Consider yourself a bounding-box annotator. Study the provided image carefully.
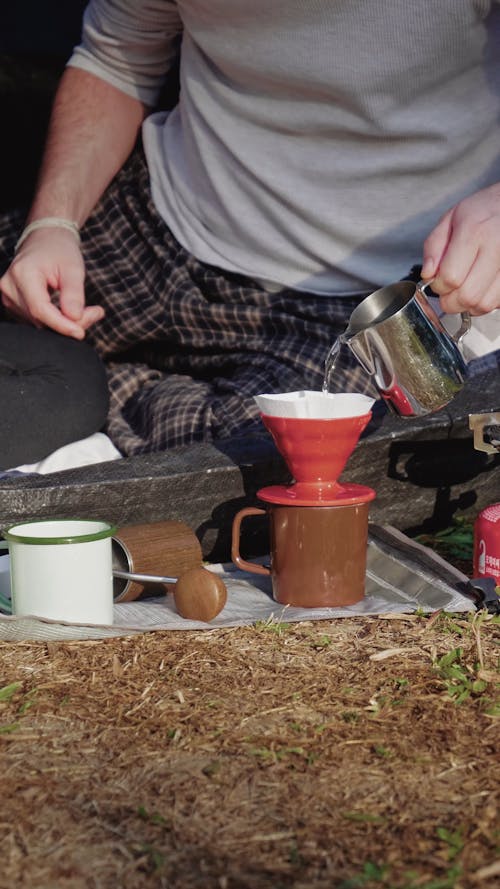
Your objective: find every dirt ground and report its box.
[0,606,498,889]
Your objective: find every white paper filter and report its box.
[254,391,375,419]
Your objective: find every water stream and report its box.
[322,335,345,393]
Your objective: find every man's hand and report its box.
[0,228,104,339]
[0,66,145,340]
[421,183,500,316]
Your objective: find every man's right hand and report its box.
[0,228,105,339]
[0,65,146,339]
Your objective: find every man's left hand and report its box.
[421,182,500,316]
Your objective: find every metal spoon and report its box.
[113,568,178,585]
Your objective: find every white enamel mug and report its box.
[0,519,116,624]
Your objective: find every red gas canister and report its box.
[473,504,500,585]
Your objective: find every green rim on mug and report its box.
[2,518,117,546]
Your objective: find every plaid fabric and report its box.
[57,147,377,454]
[1,147,497,456]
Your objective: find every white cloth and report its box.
[429,298,500,361]
[459,311,500,363]
[11,432,122,475]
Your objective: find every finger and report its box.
[80,305,106,331]
[57,266,86,322]
[8,283,86,337]
[1,291,41,327]
[34,301,86,339]
[432,231,482,300]
[3,266,86,338]
[421,209,453,280]
[439,246,498,313]
[1,281,42,328]
[439,270,500,317]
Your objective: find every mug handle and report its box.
[231,507,271,576]
[418,280,471,345]
[0,540,12,614]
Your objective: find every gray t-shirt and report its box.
[69,0,500,295]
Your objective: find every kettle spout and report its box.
[344,329,377,378]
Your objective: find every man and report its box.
[1,0,499,456]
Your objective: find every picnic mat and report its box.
[0,525,477,642]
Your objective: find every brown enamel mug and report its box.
[112,520,202,602]
[231,503,369,608]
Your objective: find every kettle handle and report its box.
[417,280,471,345]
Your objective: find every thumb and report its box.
[57,267,86,322]
[421,209,452,280]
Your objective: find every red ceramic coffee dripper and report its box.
[258,412,375,506]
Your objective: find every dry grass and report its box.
[0,611,498,889]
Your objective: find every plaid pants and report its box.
[1,147,496,456]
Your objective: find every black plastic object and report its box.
[465,577,500,615]
[0,323,109,468]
